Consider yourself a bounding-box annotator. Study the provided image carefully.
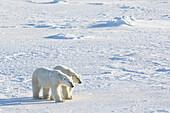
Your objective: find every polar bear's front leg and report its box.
[43,88,49,99]
[51,84,64,102]
[68,87,74,99]
[62,86,74,100]
[62,86,70,100]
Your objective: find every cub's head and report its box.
[58,71,74,88]
[67,69,82,84]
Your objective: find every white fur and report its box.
[53,65,82,100]
[32,67,74,102]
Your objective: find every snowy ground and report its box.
[0,0,170,112]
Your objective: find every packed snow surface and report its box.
[0,0,170,113]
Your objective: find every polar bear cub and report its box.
[32,67,74,102]
[53,65,82,100]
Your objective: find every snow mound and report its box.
[89,16,135,28]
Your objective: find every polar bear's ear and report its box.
[78,74,81,79]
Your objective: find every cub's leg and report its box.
[43,88,50,99]
[68,87,74,99]
[62,86,70,99]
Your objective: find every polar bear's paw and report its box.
[65,96,73,100]
[33,96,42,100]
[50,96,54,100]
[43,96,49,99]
[55,99,65,103]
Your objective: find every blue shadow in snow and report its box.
[121,68,145,74]
[0,97,55,106]
[89,17,132,28]
[106,65,145,75]
[44,34,74,40]
[25,24,57,29]
[101,72,112,74]
[119,6,135,9]
[156,68,170,72]
[87,3,103,6]
[26,0,64,4]
[35,25,52,28]
[109,57,126,61]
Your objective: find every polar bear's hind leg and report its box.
[32,85,41,99]
[32,75,41,99]
[43,88,50,99]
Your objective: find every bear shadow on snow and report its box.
[0,97,55,106]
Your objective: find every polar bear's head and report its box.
[58,71,74,88]
[66,69,82,84]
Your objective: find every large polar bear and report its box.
[32,67,74,102]
[52,65,82,100]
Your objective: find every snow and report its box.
[0,0,170,112]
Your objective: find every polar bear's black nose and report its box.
[70,82,74,88]
[71,84,74,88]
[79,81,82,84]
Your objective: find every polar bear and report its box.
[32,67,74,102]
[52,65,82,100]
